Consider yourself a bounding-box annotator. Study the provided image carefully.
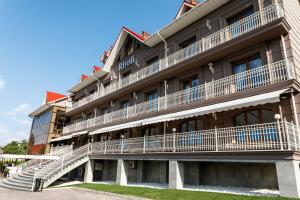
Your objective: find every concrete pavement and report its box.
[0,186,147,200]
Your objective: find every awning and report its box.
[50,135,72,142]
[89,120,143,135]
[142,89,288,125]
[72,130,88,137]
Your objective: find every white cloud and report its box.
[5,103,32,117]
[0,75,6,91]
[16,119,31,126]
[0,128,28,146]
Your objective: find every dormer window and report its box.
[125,38,134,56]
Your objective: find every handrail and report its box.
[66,4,284,113]
[63,59,295,134]
[90,121,300,154]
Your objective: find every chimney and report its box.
[142,31,151,39]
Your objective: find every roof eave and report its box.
[144,0,231,47]
[68,69,108,93]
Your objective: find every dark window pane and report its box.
[233,63,247,74]
[235,113,245,126]
[249,57,262,70]
[262,109,275,123]
[247,110,259,125]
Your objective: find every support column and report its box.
[276,161,300,198]
[116,159,128,186]
[169,160,184,189]
[84,159,94,183]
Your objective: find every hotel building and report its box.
[2,0,300,198]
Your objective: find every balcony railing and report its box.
[63,59,295,134]
[66,4,284,112]
[90,122,300,154]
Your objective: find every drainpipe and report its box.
[157,31,168,68]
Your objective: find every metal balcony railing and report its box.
[90,121,300,154]
[66,4,284,112]
[63,59,295,134]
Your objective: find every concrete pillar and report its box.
[84,159,94,183]
[276,161,300,198]
[116,159,128,186]
[169,160,184,189]
[137,160,143,183]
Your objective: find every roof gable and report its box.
[46,91,66,103]
[102,27,147,72]
[176,0,199,19]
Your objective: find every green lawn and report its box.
[75,183,295,200]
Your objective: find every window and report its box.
[180,119,204,146]
[101,107,109,115]
[234,109,274,126]
[232,55,263,91]
[143,125,159,136]
[182,76,200,103]
[234,109,276,142]
[227,7,255,38]
[146,90,158,111]
[179,36,197,59]
[120,100,130,109]
[179,36,197,49]
[146,56,159,75]
[125,38,134,56]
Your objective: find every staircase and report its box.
[0,144,90,191]
[36,144,89,188]
[0,160,48,191]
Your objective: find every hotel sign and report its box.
[118,55,135,71]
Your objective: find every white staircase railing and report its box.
[66,4,284,113]
[33,144,89,189]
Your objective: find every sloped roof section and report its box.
[46,91,66,103]
[102,27,146,72]
[92,66,101,74]
[175,0,199,19]
[80,74,89,82]
[144,0,230,47]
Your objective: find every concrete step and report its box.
[13,175,33,182]
[1,179,32,190]
[8,177,33,184]
[0,181,32,192]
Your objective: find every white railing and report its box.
[66,4,284,112]
[90,122,300,154]
[49,145,73,155]
[35,144,89,181]
[63,59,295,134]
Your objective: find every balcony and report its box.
[63,59,295,134]
[66,4,285,113]
[89,122,300,155]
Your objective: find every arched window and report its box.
[234,109,275,126]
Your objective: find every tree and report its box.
[2,140,28,155]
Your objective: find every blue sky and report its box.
[0,0,189,146]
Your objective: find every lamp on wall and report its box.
[206,19,212,31]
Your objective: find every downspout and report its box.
[157,31,168,68]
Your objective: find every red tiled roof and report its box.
[123,27,145,42]
[80,74,89,82]
[46,91,66,103]
[92,66,101,73]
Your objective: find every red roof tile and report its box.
[46,91,66,103]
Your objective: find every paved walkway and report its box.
[0,187,146,200]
